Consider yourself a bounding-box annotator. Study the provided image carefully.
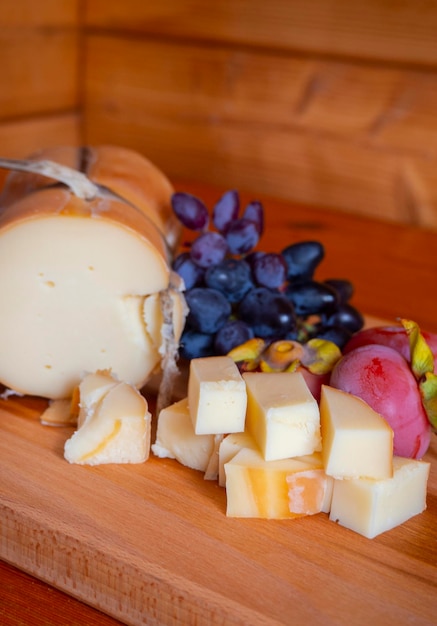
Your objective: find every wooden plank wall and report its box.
[3,1,437,230]
[82,0,437,230]
[0,0,81,187]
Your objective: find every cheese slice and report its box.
[64,371,151,465]
[0,148,185,399]
[188,356,247,435]
[243,371,321,461]
[329,456,430,538]
[320,385,393,479]
[152,397,216,473]
[224,447,324,519]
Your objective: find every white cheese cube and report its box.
[243,371,321,461]
[188,356,247,435]
[224,447,324,519]
[152,397,216,472]
[329,456,430,538]
[320,385,393,479]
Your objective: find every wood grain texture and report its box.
[0,114,81,189]
[0,30,80,120]
[1,190,436,625]
[0,0,79,27]
[83,36,437,229]
[84,0,437,67]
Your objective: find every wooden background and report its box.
[2,0,437,230]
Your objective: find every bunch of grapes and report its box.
[171,190,364,360]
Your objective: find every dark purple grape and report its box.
[243,201,264,235]
[324,303,364,334]
[173,252,204,289]
[180,329,215,359]
[252,253,287,289]
[190,231,228,268]
[184,288,231,334]
[315,325,353,350]
[205,258,254,303]
[214,320,254,355]
[171,192,209,231]
[284,280,339,316]
[225,218,260,255]
[238,287,296,339]
[282,241,324,282]
[212,190,239,233]
[323,279,354,304]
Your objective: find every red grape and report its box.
[330,344,431,459]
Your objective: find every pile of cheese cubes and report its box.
[152,356,430,539]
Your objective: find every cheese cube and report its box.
[243,371,321,461]
[320,385,393,479]
[188,356,247,435]
[218,431,258,487]
[152,397,216,473]
[64,372,150,465]
[329,456,430,538]
[224,447,324,518]
[287,469,334,515]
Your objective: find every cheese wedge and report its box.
[64,371,150,465]
[243,371,321,461]
[152,397,216,473]
[320,385,393,479]
[224,447,324,519]
[188,356,247,435]
[0,146,185,399]
[329,456,430,538]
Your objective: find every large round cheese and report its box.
[0,146,185,399]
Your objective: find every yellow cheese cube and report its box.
[243,371,321,461]
[64,372,150,465]
[218,431,258,487]
[188,356,247,435]
[320,385,393,479]
[329,456,430,538]
[224,447,324,518]
[152,397,216,473]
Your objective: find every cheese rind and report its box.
[64,371,151,465]
[188,356,247,435]
[287,469,334,515]
[329,456,430,538]
[152,397,216,473]
[224,447,324,518]
[243,371,321,461]
[0,147,185,400]
[320,385,393,479]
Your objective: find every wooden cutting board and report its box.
[1,376,436,625]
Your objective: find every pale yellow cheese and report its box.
[40,398,77,426]
[0,191,185,399]
[64,371,150,465]
[320,385,393,479]
[224,447,324,518]
[329,456,430,538]
[188,356,247,435]
[152,397,216,473]
[218,431,258,487]
[243,371,321,461]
